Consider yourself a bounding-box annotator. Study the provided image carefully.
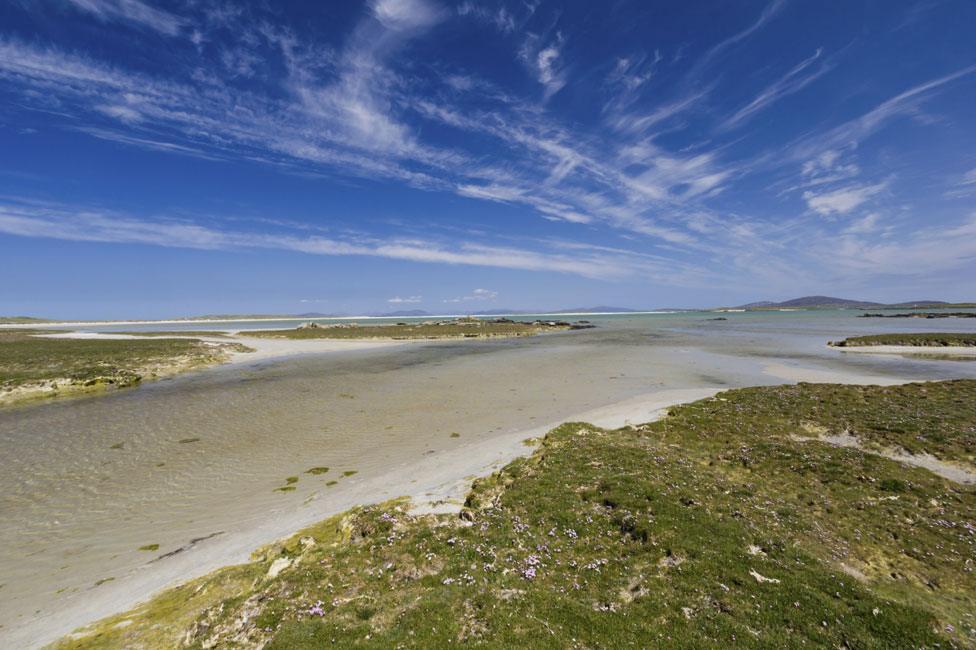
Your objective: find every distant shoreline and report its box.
[0,311,682,328]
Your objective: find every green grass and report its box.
[0,316,51,324]
[244,319,572,340]
[0,329,252,406]
[830,333,976,347]
[54,381,976,649]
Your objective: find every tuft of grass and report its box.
[53,381,976,649]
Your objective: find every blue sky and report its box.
[1,0,975,318]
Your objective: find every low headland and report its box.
[0,329,253,408]
[830,333,976,347]
[52,380,976,649]
[860,312,976,319]
[828,333,976,359]
[245,317,590,340]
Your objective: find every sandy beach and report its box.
[830,344,976,358]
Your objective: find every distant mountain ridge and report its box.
[732,296,957,309]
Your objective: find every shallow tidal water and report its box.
[1,310,975,647]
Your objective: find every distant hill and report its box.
[779,296,883,308]
[731,296,969,310]
[0,316,50,324]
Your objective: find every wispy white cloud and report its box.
[843,212,883,234]
[795,64,976,159]
[443,288,498,303]
[66,0,185,37]
[0,199,633,280]
[720,48,830,130]
[944,167,976,198]
[4,0,974,301]
[803,181,886,216]
[689,0,788,78]
[520,33,566,98]
[371,0,443,31]
[457,2,516,33]
[825,214,976,277]
[387,295,423,303]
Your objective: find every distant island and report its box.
[725,295,976,311]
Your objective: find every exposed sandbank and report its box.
[830,344,976,358]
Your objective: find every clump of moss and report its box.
[285,476,299,484]
[138,544,159,552]
[449,432,461,438]
[274,486,296,493]
[305,467,330,475]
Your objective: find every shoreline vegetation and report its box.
[830,333,976,348]
[245,317,591,340]
[860,312,976,319]
[0,320,588,408]
[53,380,976,649]
[0,329,253,408]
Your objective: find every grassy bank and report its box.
[245,319,581,340]
[0,330,252,407]
[830,333,976,347]
[114,331,233,338]
[55,380,976,648]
